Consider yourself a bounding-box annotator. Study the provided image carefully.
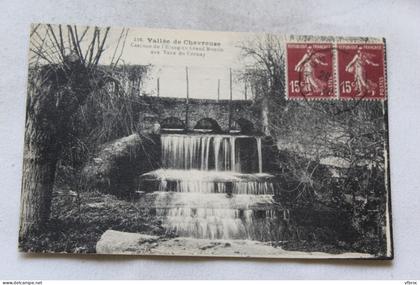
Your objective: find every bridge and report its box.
[137,96,264,134]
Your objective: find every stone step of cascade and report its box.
[139,169,279,195]
[157,180,277,195]
[135,192,283,211]
[154,207,284,220]
[154,207,289,241]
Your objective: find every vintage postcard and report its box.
[19,24,392,259]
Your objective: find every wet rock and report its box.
[81,133,160,197]
[86,202,105,209]
[199,242,221,250]
[96,230,158,254]
[96,230,373,258]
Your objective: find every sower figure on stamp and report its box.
[294,46,328,95]
[345,46,380,97]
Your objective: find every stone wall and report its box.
[137,96,263,133]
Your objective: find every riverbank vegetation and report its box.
[21,27,389,257]
[241,34,389,257]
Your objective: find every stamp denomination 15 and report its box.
[286,43,335,100]
[337,43,386,100]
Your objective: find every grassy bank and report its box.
[19,188,166,253]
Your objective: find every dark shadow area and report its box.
[193,118,223,133]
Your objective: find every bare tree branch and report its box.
[58,25,65,56]
[30,24,40,38]
[93,27,110,66]
[73,25,85,63]
[78,27,89,42]
[87,28,98,65]
[113,29,129,68]
[110,28,125,67]
[67,25,81,57]
[47,24,65,60]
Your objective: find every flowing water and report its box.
[141,133,285,241]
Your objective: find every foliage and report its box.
[55,65,151,187]
[20,24,132,237]
[241,35,389,256]
[19,189,166,253]
[27,24,142,190]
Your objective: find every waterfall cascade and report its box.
[141,133,285,241]
[161,134,256,172]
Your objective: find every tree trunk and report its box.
[19,61,90,239]
[19,120,58,237]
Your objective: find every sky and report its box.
[30,25,260,100]
[103,26,257,100]
[141,65,251,100]
[30,24,384,100]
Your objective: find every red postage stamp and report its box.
[286,43,335,100]
[337,43,386,100]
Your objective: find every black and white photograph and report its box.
[17,24,393,259]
